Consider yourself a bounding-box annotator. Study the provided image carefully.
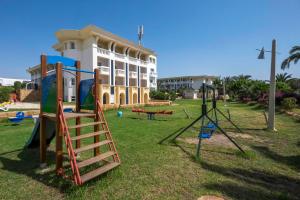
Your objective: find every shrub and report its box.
[281,97,297,110]
[13,81,22,91]
[0,86,14,103]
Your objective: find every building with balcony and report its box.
[158,75,217,99]
[27,25,158,104]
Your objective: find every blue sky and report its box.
[0,0,299,80]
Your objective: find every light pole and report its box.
[257,39,277,131]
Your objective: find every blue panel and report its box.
[126,88,129,104]
[79,79,94,105]
[41,74,56,106]
[138,89,140,103]
[47,55,76,67]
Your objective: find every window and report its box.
[64,43,68,50]
[153,58,156,64]
[70,42,75,49]
[71,78,75,86]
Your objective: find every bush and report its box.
[150,90,177,101]
[0,86,14,103]
[281,97,297,110]
[13,81,22,91]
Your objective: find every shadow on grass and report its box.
[252,145,300,171]
[0,148,74,191]
[200,161,300,200]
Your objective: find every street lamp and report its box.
[257,39,277,131]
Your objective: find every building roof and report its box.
[52,25,156,55]
[158,75,218,81]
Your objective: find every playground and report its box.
[0,99,299,200]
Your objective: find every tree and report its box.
[13,81,22,91]
[281,46,300,69]
[275,73,293,83]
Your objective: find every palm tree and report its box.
[281,46,300,69]
[275,72,293,82]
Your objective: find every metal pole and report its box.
[268,39,276,131]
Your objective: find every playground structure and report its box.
[27,55,120,185]
[8,111,37,123]
[132,108,173,120]
[160,83,245,158]
[0,101,11,112]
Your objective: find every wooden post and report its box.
[94,69,100,156]
[56,62,63,171]
[75,61,81,149]
[40,55,47,167]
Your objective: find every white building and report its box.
[0,77,30,86]
[158,75,217,91]
[27,25,158,104]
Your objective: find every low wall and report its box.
[18,89,39,102]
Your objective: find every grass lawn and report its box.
[0,99,299,200]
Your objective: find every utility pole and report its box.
[257,39,277,131]
[223,77,226,106]
[268,39,276,131]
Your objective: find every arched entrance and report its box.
[133,93,138,104]
[103,93,109,104]
[120,93,125,105]
[144,93,149,104]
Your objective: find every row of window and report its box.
[149,57,156,64]
[64,41,76,50]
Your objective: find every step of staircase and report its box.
[68,121,104,129]
[71,131,108,141]
[77,151,116,168]
[74,140,112,154]
[80,162,120,183]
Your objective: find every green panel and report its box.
[81,88,95,110]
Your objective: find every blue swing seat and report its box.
[198,122,217,139]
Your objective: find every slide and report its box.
[26,118,56,148]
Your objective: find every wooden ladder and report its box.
[58,100,120,185]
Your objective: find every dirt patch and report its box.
[177,134,236,148]
[198,195,225,200]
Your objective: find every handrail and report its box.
[63,67,95,74]
[58,100,82,185]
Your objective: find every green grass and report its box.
[0,100,299,200]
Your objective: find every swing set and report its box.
[160,83,245,158]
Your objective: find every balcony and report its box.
[99,66,110,75]
[140,60,148,66]
[115,52,125,60]
[97,48,110,57]
[140,73,147,80]
[129,71,137,79]
[149,72,157,77]
[115,69,125,77]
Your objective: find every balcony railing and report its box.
[115,52,125,60]
[140,73,147,79]
[149,72,157,77]
[129,71,137,79]
[97,48,110,56]
[140,60,148,66]
[99,66,110,75]
[115,69,125,77]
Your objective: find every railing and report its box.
[129,71,137,79]
[99,66,110,75]
[115,69,125,77]
[149,72,157,77]
[115,52,125,59]
[140,60,148,66]
[140,73,147,79]
[97,48,110,56]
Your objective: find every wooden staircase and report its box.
[58,100,120,185]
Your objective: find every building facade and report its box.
[27,25,158,104]
[158,75,217,91]
[0,77,30,86]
